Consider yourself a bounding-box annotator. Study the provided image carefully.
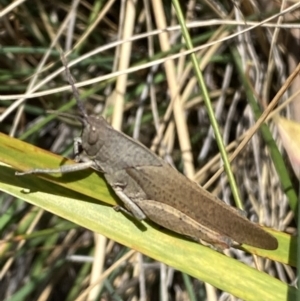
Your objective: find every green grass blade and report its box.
[0,132,295,300]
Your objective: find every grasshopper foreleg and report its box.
[15,161,94,176]
[73,137,82,162]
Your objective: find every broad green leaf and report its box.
[0,133,295,301]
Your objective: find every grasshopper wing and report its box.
[126,165,278,250]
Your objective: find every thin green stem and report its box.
[172,0,243,209]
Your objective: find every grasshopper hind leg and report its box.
[134,199,234,250]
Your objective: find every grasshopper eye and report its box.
[88,126,98,145]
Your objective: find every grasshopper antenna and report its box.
[60,53,89,123]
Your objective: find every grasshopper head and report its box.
[80,115,111,157]
[60,54,111,158]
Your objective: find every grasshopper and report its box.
[16,57,278,250]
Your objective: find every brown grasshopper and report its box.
[16,58,278,250]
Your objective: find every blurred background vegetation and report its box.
[0,0,299,300]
